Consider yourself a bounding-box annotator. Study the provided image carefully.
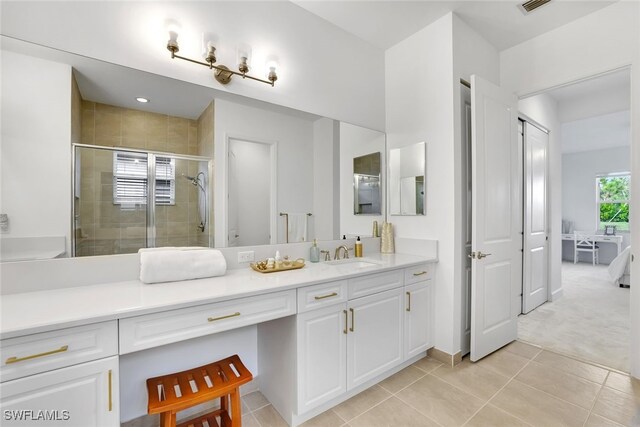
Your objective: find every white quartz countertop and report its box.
[0,253,435,339]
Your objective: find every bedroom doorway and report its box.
[517,68,632,372]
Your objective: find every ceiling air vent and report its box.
[520,0,551,14]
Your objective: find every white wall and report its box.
[0,1,385,131]
[339,123,385,238]
[519,94,562,300]
[214,98,315,247]
[562,146,631,261]
[501,0,640,377]
[313,118,340,241]
[0,51,72,256]
[385,13,457,354]
[561,111,630,153]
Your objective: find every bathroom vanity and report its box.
[0,254,435,426]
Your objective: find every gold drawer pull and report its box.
[406,291,412,312]
[108,369,113,412]
[315,292,338,300]
[413,271,427,276]
[343,310,348,335]
[208,312,241,322]
[349,308,355,332]
[5,345,69,364]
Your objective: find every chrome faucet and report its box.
[334,245,351,260]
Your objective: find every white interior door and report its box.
[523,121,549,313]
[470,75,521,362]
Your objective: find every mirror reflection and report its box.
[353,152,382,215]
[0,37,386,260]
[389,142,426,216]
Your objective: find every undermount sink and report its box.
[324,258,384,268]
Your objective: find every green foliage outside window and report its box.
[598,175,630,231]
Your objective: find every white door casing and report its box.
[523,121,549,313]
[470,75,521,362]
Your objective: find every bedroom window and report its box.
[597,173,630,231]
[113,152,175,205]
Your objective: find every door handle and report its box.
[469,251,492,259]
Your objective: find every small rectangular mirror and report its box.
[389,142,426,215]
[353,152,382,215]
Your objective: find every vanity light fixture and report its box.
[135,97,150,103]
[165,25,278,87]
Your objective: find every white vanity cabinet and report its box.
[0,357,119,427]
[404,264,433,359]
[0,321,119,426]
[296,286,404,413]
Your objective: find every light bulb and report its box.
[237,43,252,73]
[166,20,180,53]
[266,59,278,84]
[202,32,218,63]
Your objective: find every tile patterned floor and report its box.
[241,342,640,427]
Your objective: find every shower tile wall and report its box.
[76,100,212,256]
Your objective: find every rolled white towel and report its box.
[139,247,227,284]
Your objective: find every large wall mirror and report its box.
[0,36,386,261]
[389,142,426,216]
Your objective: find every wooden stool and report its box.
[146,354,253,427]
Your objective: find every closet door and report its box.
[523,122,549,313]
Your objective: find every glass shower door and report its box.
[74,146,211,256]
[74,146,147,256]
[154,156,210,248]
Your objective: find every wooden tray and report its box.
[250,259,305,273]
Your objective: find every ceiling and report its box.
[291,0,617,50]
[548,68,631,153]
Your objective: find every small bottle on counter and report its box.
[275,250,283,268]
[310,239,320,263]
[355,236,363,257]
[372,220,379,238]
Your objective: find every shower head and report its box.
[181,174,198,186]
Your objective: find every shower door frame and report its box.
[71,143,214,257]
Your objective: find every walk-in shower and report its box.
[72,144,212,256]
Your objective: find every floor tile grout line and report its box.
[390,380,446,427]
[525,356,610,388]
[460,353,537,427]
[582,370,610,427]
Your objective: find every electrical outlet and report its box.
[237,251,255,263]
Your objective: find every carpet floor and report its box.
[518,261,630,372]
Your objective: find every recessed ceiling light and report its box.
[136,97,150,103]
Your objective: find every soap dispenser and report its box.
[310,239,320,263]
[355,236,363,257]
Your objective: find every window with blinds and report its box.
[113,152,175,205]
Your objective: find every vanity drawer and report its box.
[348,270,404,300]
[0,321,118,382]
[404,264,433,285]
[297,280,348,313]
[119,290,296,354]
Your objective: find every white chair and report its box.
[574,231,599,265]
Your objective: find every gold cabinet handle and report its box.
[108,369,113,412]
[5,345,69,364]
[413,271,427,276]
[343,310,348,335]
[349,308,355,332]
[315,292,338,300]
[406,291,411,312]
[208,312,241,322]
